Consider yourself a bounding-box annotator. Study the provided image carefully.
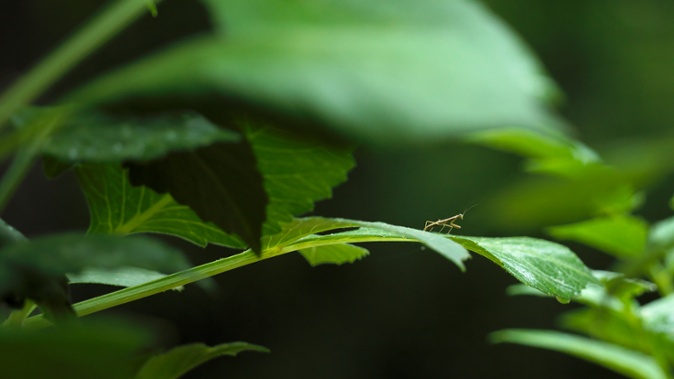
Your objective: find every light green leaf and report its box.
[300,243,369,266]
[246,125,354,236]
[68,267,181,290]
[453,236,598,301]
[469,128,599,176]
[69,0,564,142]
[641,294,674,336]
[135,342,269,379]
[76,163,246,248]
[547,215,648,258]
[267,217,470,271]
[492,329,668,379]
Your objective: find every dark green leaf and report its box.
[68,0,565,142]
[0,320,154,379]
[547,215,648,258]
[0,233,191,319]
[44,110,239,163]
[453,236,598,301]
[0,218,27,247]
[135,342,269,379]
[76,163,246,248]
[300,243,369,266]
[126,140,267,251]
[491,329,668,379]
[246,125,354,235]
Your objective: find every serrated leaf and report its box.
[300,243,369,266]
[453,236,598,301]
[491,329,668,379]
[267,217,470,271]
[135,342,269,379]
[547,215,648,258]
[68,0,564,142]
[76,163,245,248]
[126,140,267,251]
[246,125,354,235]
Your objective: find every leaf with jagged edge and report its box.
[76,163,246,249]
[135,342,269,379]
[263,217,469,271]
[246,124,355,236]
[452,236,599,302]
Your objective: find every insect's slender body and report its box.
[424,214,463,234]
[423,205,475,234]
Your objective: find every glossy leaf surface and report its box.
[453,236,598,301]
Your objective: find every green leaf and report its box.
[469,128,600,176]
[267,217,470,271]
[547,215,649,258]
[76,163,246,248]
[126,140,267,252]
[41,109,239,163]
[135,342,269,379]
[642,294,674,336]
[452,236,598,301]
[0,233,191,320]
[491,329,668,379]
[68,267,180,290]
[0,218,27,247]
[300,243,369,266]
[246,125,354,235]
[0,320,154,379]
[68,0,564,142]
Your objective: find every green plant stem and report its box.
[23,235,416,330]
[0,148,37,213]
[0,0,161,128]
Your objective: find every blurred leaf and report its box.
[15,108,239,164]
[453,236,598,301]
[76,163,246,248]
[135,342,269,379]
[0,233,190,319]
[69,0,565,142]
[300,243,369,266]
[642,294,674,336]
[648,215,674,251]
[547,215,648,258]
[0,321,153,379]
[0,218,27,247]
[68,267,180,290]
[247,125,355,236]
[469,128,599,176]
[491,329,668,379]
[126,140,267,252]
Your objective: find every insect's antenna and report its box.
[461,203,478,216]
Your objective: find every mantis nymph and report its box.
[423,205,476,234]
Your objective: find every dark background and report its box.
[2,0,674,377]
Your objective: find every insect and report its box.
[423,205,476,234]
